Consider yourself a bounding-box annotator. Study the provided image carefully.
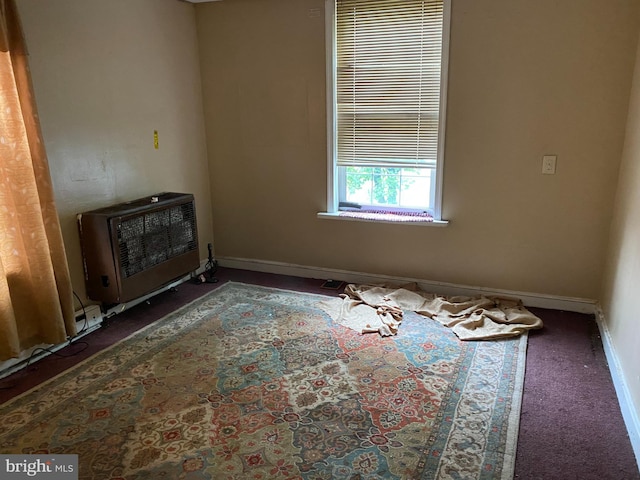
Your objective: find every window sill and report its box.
[317,211,449,226]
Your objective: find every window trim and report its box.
[324,0,451,221]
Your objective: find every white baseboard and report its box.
[217,256,597,314]
[595,307,640,468]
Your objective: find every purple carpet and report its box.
[0,267,638,479]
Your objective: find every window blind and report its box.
[336,0,444,169]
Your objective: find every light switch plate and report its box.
[542,155,557,175]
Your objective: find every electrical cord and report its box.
[0,291,93,391]
[73,290,89,335]
[193,243,218,284]
[203,243,218,283]
[204,257,218,278]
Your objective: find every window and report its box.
[325,0,450,222]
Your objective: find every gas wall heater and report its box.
[77,192,200,307]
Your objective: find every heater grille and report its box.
[117,202,197,278]
[77,192,200,305]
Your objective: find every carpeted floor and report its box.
[0,267,638,479]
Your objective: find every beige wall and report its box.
[11,1,640,296]
[15,0,213,301]
[13,0,638,302]
[602,27,640,442]
[197,0,639,299]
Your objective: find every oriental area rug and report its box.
[0,282,527,480]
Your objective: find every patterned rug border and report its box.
[502,332,527,480]
[0,282,528,479]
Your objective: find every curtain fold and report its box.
[0,0,76,361]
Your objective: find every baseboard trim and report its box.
[595,306,640,468]
[217,256,597,314]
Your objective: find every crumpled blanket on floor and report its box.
[318,283,544,340]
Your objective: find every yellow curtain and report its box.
[0,0,76,361]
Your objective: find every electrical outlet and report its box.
[75,304,102,326]
[542,155,557,175]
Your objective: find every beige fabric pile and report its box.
[319,283,543,340]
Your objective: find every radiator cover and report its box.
[77,192,200,306]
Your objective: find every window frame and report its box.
[324,0,451,221]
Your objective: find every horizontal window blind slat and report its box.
[336,0,444,171]
[337,160,438,169]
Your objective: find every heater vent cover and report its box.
[78,193,199,305]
